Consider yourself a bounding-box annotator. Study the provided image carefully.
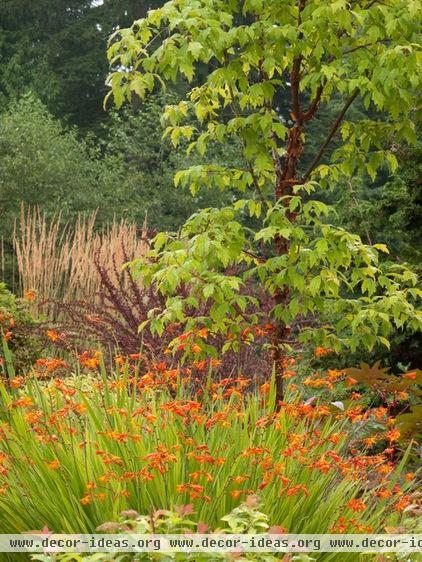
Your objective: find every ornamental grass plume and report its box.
[13,205,148,319]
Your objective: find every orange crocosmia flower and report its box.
[346,377,358,387]
[314,347,332,357]
[373,407,388,420]
[347,499,366,512]
[403,371,417,380]
[395,496,411,512]
[328,432,343,444]
[194,360,207,371]
[376,489,392,499]
[242,447,270,457]
[397,391,408,401]
[79,351,101,370]
[210,359,222,368]
[331,517,348,534]
[260,382,270,395]
[46,460,60,470]
[25,411,43,424]
[232,475,250,485]
[80,496,91,505]
[190,344,201,354]
[178,331,193,342]
[327,369,344,380]
[197,328,208,339]
[230,490,245,499]
[114,355,125,366]
[9,377,24,389]
[11,396,33,408]
[286,484,308,497]
[386,428,400,443]
[405,472,416,481]
[327,451,341,463]
[46,330,59,342]
[24,290,36,301]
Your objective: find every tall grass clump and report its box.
[13,205,148,318]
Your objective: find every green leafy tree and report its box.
[106,0,422,403]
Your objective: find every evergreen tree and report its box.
[0,0,165,127]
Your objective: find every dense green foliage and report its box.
[0,95,119,234]
[335,143,422,265]
[0,0,165,128]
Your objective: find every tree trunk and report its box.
[273,122,304,407]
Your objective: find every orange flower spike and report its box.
[79,350,101,370]
[9,377,24,389]
[46,460,60,470]
[314,347,332,357]
[210,359,221,368]
[364,436,378,447]
[347,499,367,512]
[80,496,91,505]
[232,475,250,485]
[331,517,348,533]
[373,407,388,420]
[327,369,344,380]
[11,396,33,408]
[114,355,125,366]
[312,457,332,474]
[395,496,411,512]
[280,476,291,486]
[194,360,207,371]
[190,344,201,354]
[403,371,417,380]
[386,428,400,443]
[286,485,302,497]
[328,432,344,445]
[376,489,392,499]
[259,382,270,395]
[197,328,208,339]
[24,289,36,301]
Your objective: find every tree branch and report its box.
[290,0,307,123]
[302,88,359,181]
[302,82,325,122]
